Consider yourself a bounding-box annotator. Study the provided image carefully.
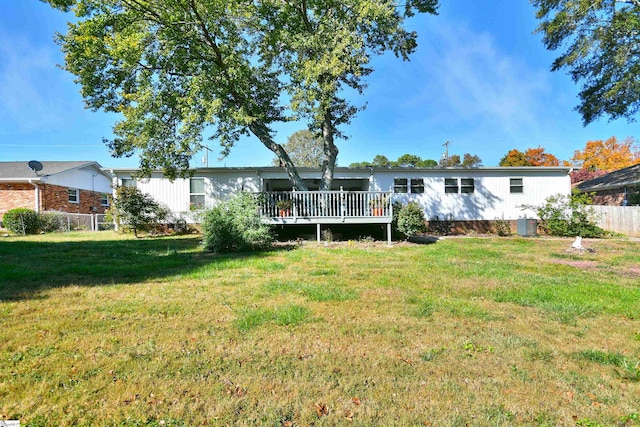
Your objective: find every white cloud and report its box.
[411,23,553,139]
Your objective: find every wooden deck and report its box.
[257,190,393,243]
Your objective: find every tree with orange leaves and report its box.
[499,146,559,166]
[524,146,560,166]
[571,137,639,172]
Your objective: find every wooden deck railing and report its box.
[256,190,393,221]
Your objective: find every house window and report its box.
[68,188,79,204]
[444,178,459,194]
[461,178,475,194]
[101,193,110,206]
[121,178,136,188]
[393,178,408,193]
[510,178,524,194]
[190,178,205,209]
[411,178,425,194]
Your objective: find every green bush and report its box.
[39,212,66,233]
[2,208,40,235]
[396,202,427,237]
[493,217,512,236]
[109,186,169,237]
[202,192,274,253]
[535,193,605,238]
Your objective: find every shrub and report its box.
[202,192,273,253]
[533,193,605,238]
[2,208,40,235]
[39,212,66,233]
[494,217,512,236]
[396,202,427,237]
[109,186,169,237]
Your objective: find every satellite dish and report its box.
[28,160,43,174]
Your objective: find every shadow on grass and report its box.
[0,235,293,301]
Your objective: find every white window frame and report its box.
[444,178,459,194]
[393,178,408,193]
[190,178,205,209]
[121,178,136,188]
[461,178,475,194]
[510,177,524,194]
[68,188,79,204]
[445,178,475,194]
[410,178,425,194]
[101,193,110,207]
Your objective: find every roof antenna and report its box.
[28,160,43,176]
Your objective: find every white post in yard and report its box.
[387,223,392,246]
[317,223,321,243]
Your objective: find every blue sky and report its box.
[0,1,636,169]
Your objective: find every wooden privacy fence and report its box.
[590,206,640,237]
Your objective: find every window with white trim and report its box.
[461,178,475,194]
[510,178,524,194]
[190,178,205,209]
[101,193,110,206]
[444,178,475,194]
[393,178,408,193]
[121,178,136,188]
[444,178,458,193]
[410,178,425,194]
[68,188,79,203]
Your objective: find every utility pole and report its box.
[442,140,450,166]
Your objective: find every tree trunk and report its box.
[249,123,309,190]
[319,110,338,191]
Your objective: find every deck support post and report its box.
[317,223,321,243]
[387,223,392,246]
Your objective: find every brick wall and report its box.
[590,189,625,206]
[42,184,108,214]
[0,183,37,219]
[0,183,108,220]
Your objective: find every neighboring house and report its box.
[575,163,640,206]
[111,166,571,236]
[0,161,113,221]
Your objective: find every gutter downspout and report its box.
[29,180,40,213]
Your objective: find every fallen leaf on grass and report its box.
[351,397,361,405]
[314,403,329,417]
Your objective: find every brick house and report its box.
[0,161,113,221]
[575,163,640,205]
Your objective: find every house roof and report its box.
[0,161,109,180]
[110,166,572,174]
[576,163,640,192]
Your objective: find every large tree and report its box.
[45,0,439,190]
[571,136,640,171]
[272,130,324,168]
[533,0,640,124]
[499,147,559,166]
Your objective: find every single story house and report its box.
[575,163,640,206]
[110,166,572,239]
[0,161,113,221]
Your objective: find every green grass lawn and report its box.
[1,232,639,426]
